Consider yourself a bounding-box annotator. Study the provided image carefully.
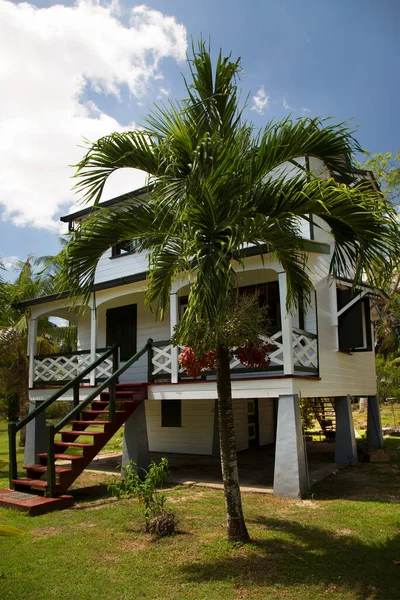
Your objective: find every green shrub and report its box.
[108,458,175,536]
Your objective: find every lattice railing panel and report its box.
[152,345,173,375]
[34,351,113,383]
[292,329,318,369]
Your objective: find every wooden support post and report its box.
[90,297,97,386]
[46,424,56,497]
[8,422,17,488]
[278,272,294,375]
[28,318,38,389]
[170,292,179,383]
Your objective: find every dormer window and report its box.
[111,240,138,258]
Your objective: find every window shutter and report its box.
[337,289,372,352]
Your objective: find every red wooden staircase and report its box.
[2,341,153,515]
[12,384,147,496]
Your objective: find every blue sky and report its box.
[0,0,399,279]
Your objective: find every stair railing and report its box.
[8,344,118,488]
[46,339,153,496]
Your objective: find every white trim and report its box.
[278,272,294,375]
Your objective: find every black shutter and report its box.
[106,304,137,361]
[337,289,372,352]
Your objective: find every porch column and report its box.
[334,395,358,465]
[367,395,383,448]
[24,400,46,467]
[28,318,38,389]
[273,394,308,498]
[122,402,149,472]
[89,298,97,386]
[170,292,179,384]
[278,272,294,375]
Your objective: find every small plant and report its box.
[108,458,175,536]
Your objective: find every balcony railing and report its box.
[149,327,318,382]
[33,348,113,386]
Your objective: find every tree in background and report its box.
[0,257,77,443]
[58,43,397,542]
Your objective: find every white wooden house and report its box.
[17,158,384,501]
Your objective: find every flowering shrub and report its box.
[179,347,217,379]
[179,341,277,377]
[234,341,277,369]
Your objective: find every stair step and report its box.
[24,465,73,475]
[54,441,95,448]
[12,478,60,490]
[82,410,125,416]
[37,453,86,462]
[101,391,136,398]
[59,430,106,436]
[70,421,110,426]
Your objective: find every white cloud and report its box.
[0,0,187,232]
[302,107,311,113]
[251,86,270,115]
[1,256,20,272]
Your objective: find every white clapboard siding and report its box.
[94,250,149,285]
[145,399,214,454]
[258,398,275,445]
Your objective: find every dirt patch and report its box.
[334,528,353,538]
[294,500,319,509]
[31,526,65,538]
[168,496,190,504]
[120,539,146,552]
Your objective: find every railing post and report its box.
[73,382,80,409]
[109,381,116,424]
[278,271,294,375]
[46,424,56,497]
[170,292,179,383]
[112,345,119,377]
[147,339,153,383]
[8,422,17,488]
[90,296,97,386]
[28,318,38,388]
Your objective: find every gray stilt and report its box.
[273,394,308,498]
[367,395,383,448]
[24,400,47,467]
[334,395,358,465]
[122,402,149,473]
[212,399,220,457]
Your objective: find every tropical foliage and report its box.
[57,42,397,541]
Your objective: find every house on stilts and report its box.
[2,158,384,514]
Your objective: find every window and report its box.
[337,288,372,352]
[161,399,181,427]
[111,240,138,258]
[238,282,281,332]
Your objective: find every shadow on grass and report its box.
[179,517,400,599]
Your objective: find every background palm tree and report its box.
[0,257,77,443]
[59,42,397,542]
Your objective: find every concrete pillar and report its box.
[273,394,308,498]
[367,395,383,448]
[24,400,47,467]
[89,296,97,386]
[121,402,149,473]
[212,399,220,457]
[170,292,179,383]
[28,318,38,389]
[278,272,294,375]
[334,395,358,465]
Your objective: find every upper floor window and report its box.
[111,240,139,258]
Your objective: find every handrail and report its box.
[13,345,118,433]
[53,340,153,433]
[292,327,318,340]
[8,344,118,488]
[45,339,153,496]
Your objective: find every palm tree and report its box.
[59,43,397,542]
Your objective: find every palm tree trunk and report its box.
[216,344,250,543]
[18,362,29,447]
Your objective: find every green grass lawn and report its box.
[1,420,399,600]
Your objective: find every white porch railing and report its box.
[150,328,318,382]
[33,348,114,385]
